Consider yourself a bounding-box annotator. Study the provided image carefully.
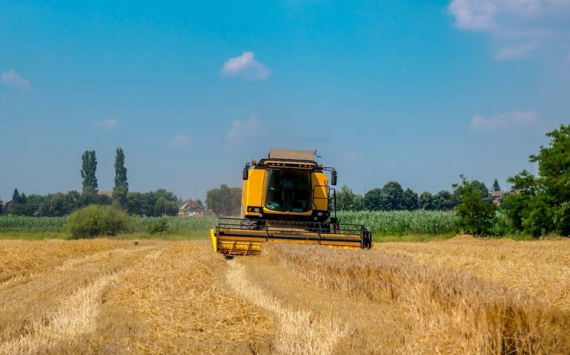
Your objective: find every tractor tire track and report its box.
[225,259,347,355]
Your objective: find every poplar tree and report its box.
[81,150,98,203]
[113,148,129,207]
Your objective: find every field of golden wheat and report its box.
[1,236,569,354]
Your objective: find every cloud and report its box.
[448,0,570,60]
[220,52,271,80]
[94,119,119,130]
[169,134,191,148]
[1,70,32,91]
[448,0,498,30]
[493,41,538,60]
[223,114,260,144]
[471,110,540,130]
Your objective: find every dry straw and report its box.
[1,237,569,354]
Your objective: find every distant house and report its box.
[1,200,12,216]
[492,190,518,206]
[178,199,212,217]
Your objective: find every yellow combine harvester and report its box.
[210,149,372,256]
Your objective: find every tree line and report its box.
[452,124,570,237]
[335,179,497,212]
[4,148,180,217]
[203,175,499,217]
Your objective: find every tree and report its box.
[81,150,98,202]
[402,188,419,211]
[472,180,492,203]
[418,191,434,210]
[364,188,383,211]
[504,124,570,237]
[336,184,357,211]
[49,192,66,216]
[154,197,178,216]
[0,198,3,215]
[454,175,496,236]
[113,147,129,208]
[63,191,81,214]
[381,181,404,211]
[492,179,501,192]
[12,189,20,203]
[205,185,241,216]
[433,190,454,211]
[352,194,365,211]
[126,192,148,216]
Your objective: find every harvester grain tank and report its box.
[210,149,372,255]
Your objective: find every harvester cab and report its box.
[210,149,372,255]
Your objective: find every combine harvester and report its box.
[210,149,372,256]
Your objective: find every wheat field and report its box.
[0,236,569,354]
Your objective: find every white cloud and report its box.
[223,114,260,144]
[1,70,32,91]
[169,134,191,148]
[493,41,538,60]
[471,110,540,130]
[448,0,570,60]
[448,0,498,30]
[94,119,119,129]
[220,52,271,80]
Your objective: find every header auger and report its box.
[210,149,372,256]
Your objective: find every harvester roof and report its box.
[268,149,316,163]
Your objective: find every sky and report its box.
[1,0,570,202]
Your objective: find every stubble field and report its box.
[1,236,569,354]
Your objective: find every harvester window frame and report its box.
[264,168,312,212]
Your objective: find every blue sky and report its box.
[1,0,569,202]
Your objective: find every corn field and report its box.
[0,212,456,236]
[337,210,457,235]
[0,216,67,232]
[0,216,218,234]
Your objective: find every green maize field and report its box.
[0,216,218,234]
[0,212,457,236]
[337,210,457,236]
[0,216,68,233]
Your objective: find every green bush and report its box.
[66,205,131,239]
[454,175,497,236]
[146,217,169,235]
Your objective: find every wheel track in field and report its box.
[0,244,166,355]
[225,259,348,355]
